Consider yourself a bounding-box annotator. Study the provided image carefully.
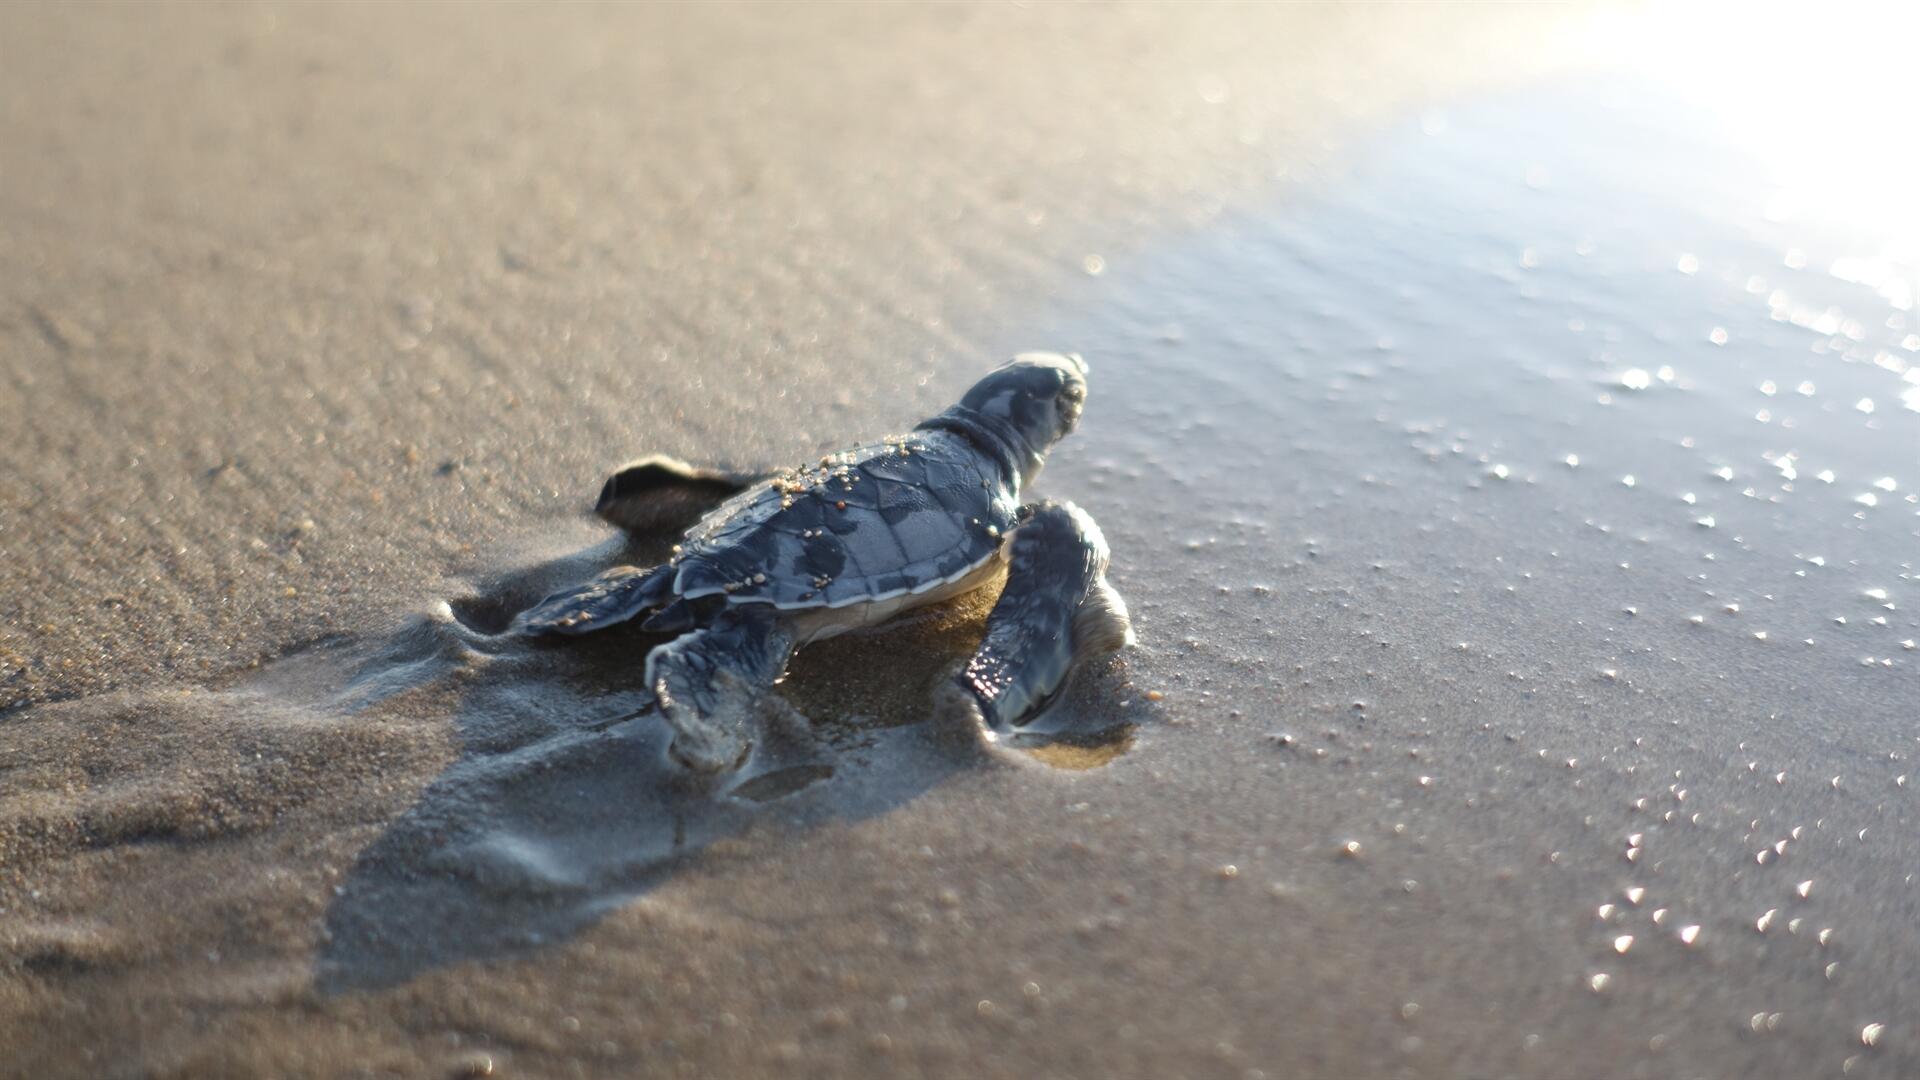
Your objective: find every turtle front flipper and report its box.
[596,455,770,534]
[955,501,1134,729]
[645,604,796,772]
[513,563,674,636]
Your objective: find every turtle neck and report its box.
[914,405,1040,494]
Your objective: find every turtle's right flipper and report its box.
[513,563,674,636]
[595,455,770,534]
[955,501,1134,730]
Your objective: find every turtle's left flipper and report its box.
[647,604,796,772]
[596,455,770,534]
[956,501,1134,730]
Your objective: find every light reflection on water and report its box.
[1060,77,1915,656]
[1582,4,1920,260]
[1024,71,1917,1076]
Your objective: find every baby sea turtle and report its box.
[513,353,1133,772]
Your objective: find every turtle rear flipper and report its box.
[956,500,1134,729]
[513,563,674,636]
[595,455,768,534]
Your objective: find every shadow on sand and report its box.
[303,524,1135,993]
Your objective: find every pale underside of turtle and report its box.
[512,353,1134,773]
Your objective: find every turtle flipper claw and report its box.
[957,501,1133,729]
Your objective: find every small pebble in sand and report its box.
[448,1054,494,1078]
[1145,690,1165,702]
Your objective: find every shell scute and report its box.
[672,431,1011,608]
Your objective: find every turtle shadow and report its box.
[308,528,1139,994]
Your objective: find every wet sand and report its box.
[8,4,1920,1079]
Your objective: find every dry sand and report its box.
[8,4,1920,1079]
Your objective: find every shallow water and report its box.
[6,30,1920,1080]
[1026,78,1920,1077]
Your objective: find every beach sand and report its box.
[7,4,1920,1078]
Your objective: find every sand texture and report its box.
[8,4,1920,1079]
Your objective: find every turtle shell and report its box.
[670,431,1018,609]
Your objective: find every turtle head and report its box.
[957,352,1088,483]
